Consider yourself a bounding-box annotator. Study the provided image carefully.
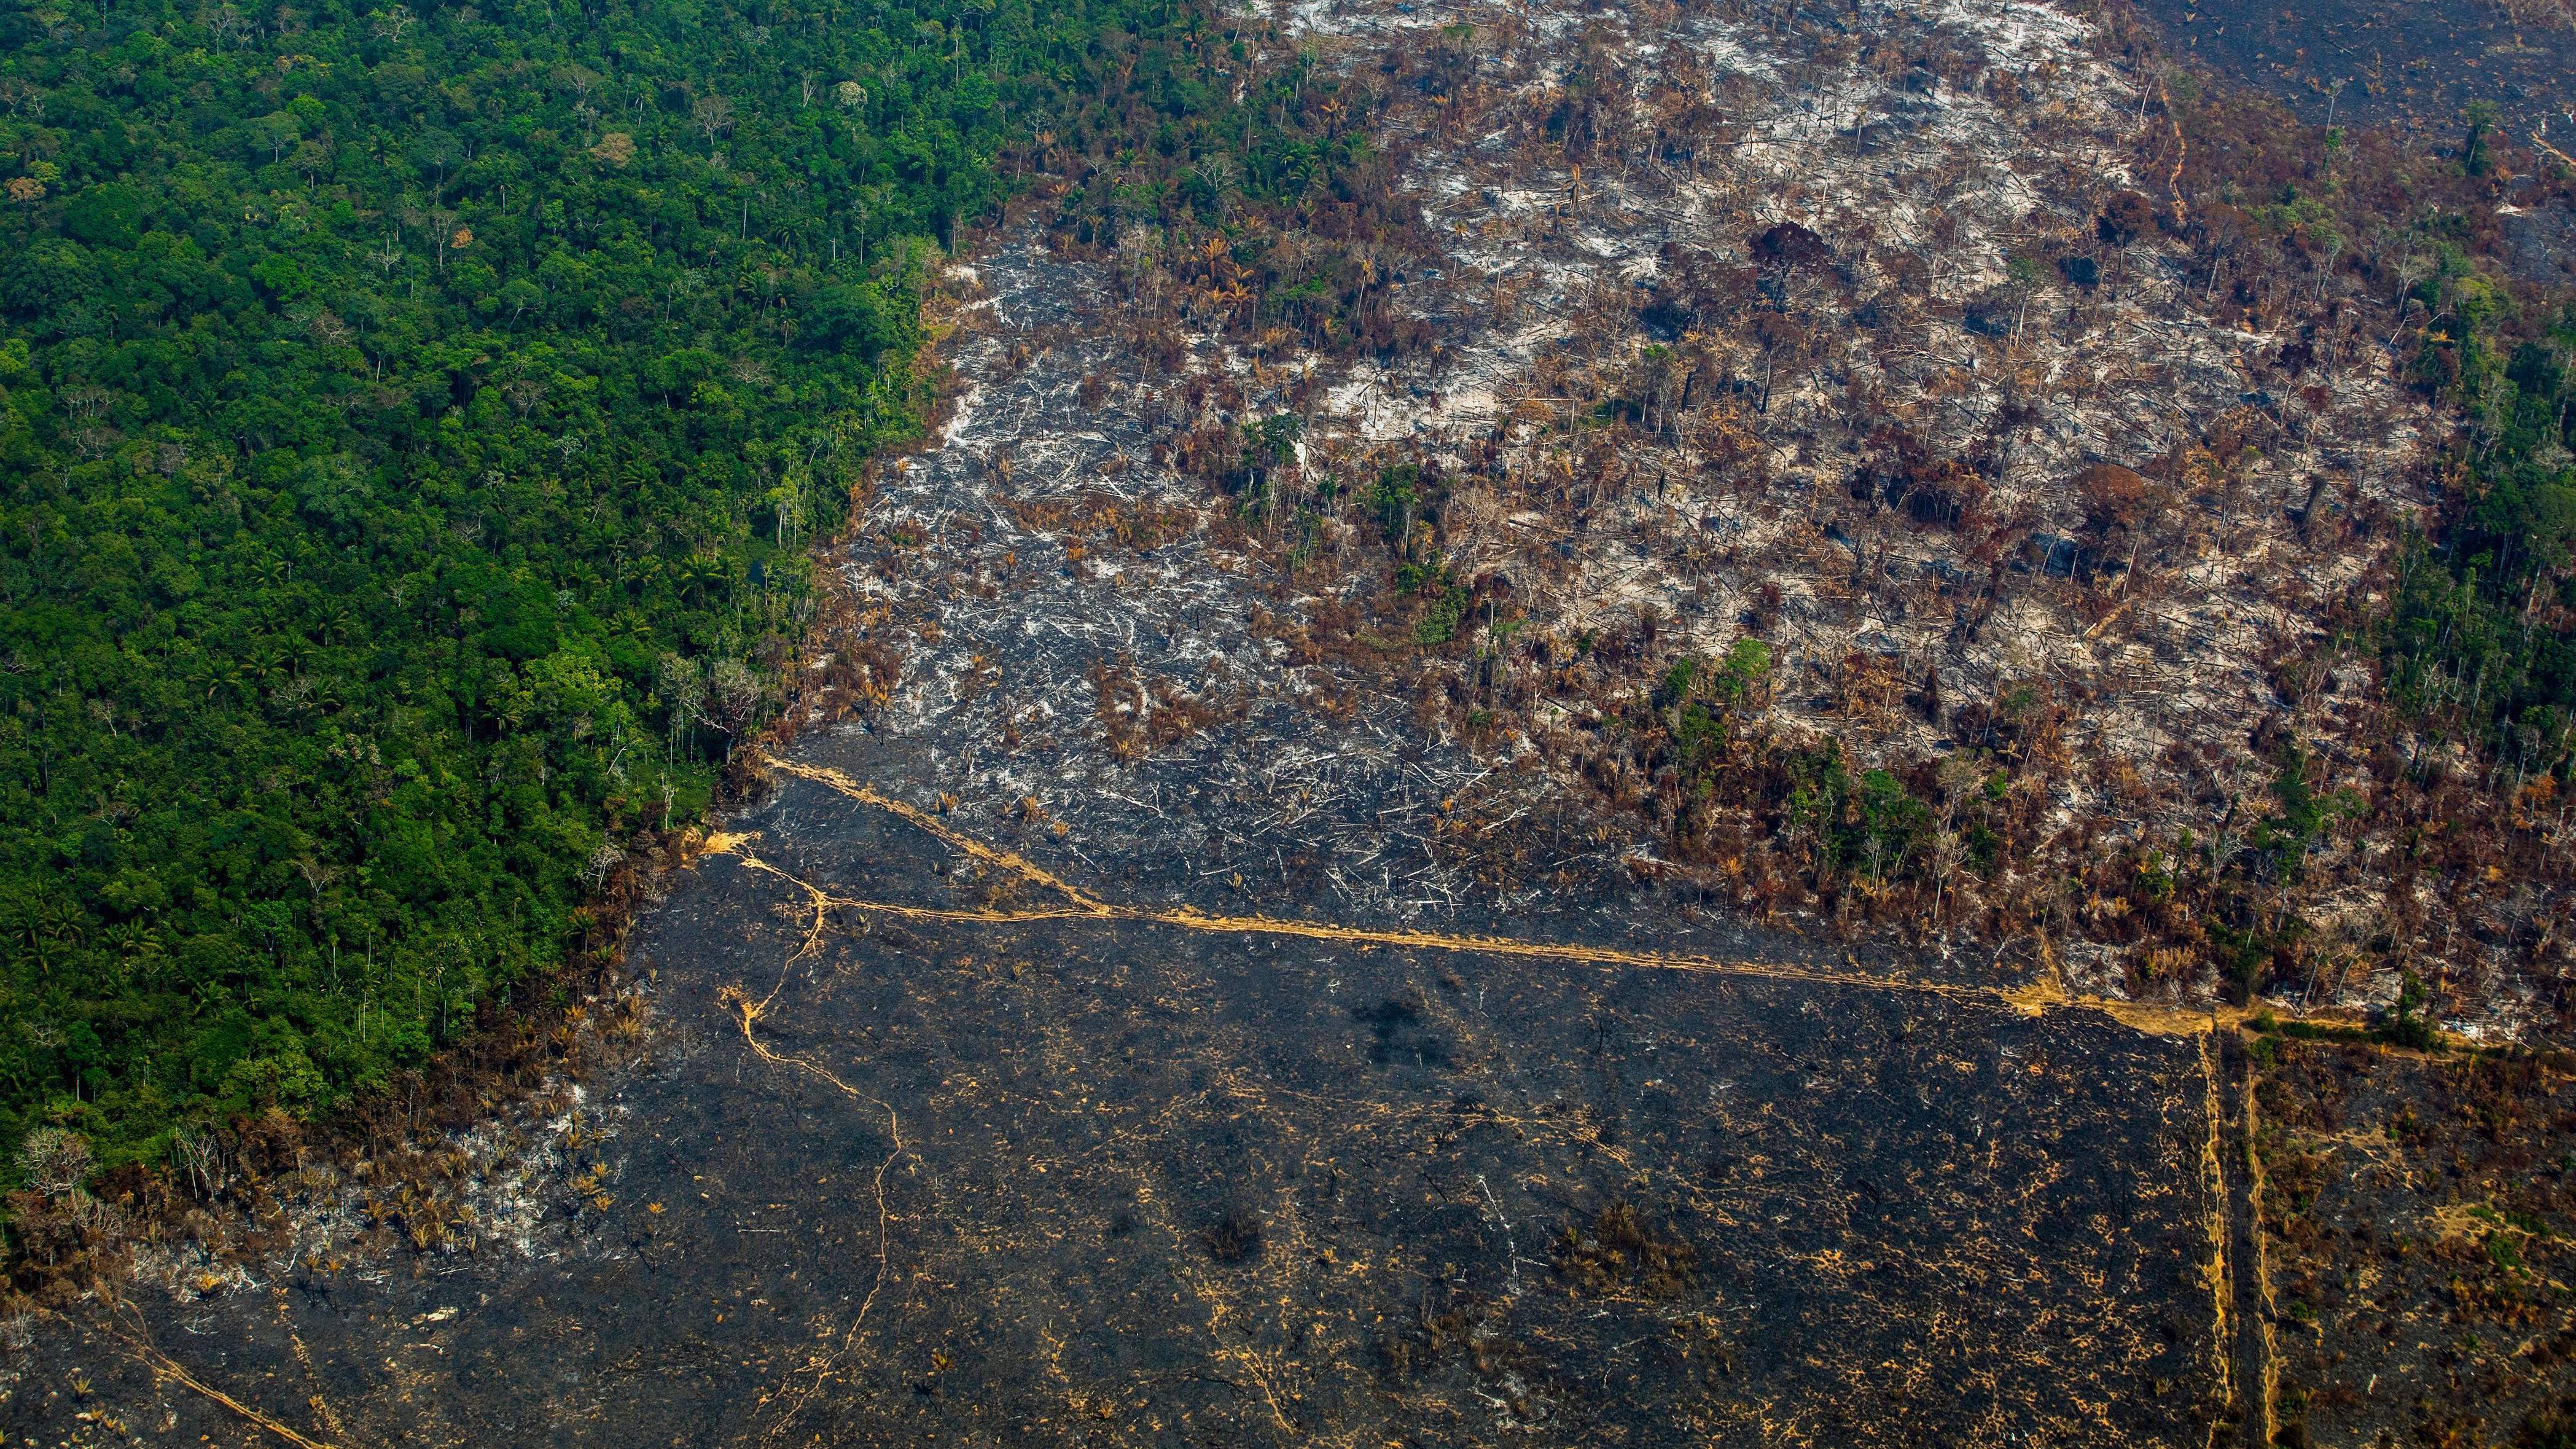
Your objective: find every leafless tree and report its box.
[693,93,736,149]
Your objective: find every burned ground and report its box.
[0,769,2231,1446]
[2252,1036,2576,1448]
[2128,0,2576,133]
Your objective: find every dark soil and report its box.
[0,752,2239,1445]
[2129,0,2576,132]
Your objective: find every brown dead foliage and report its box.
[1552,1202,1699,1299]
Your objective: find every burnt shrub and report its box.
[1553,1202,1698,1297]
[1200,1205,1264,1263]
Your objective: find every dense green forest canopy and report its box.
[0,0,1295,1176]
[2378,292,2576,772]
